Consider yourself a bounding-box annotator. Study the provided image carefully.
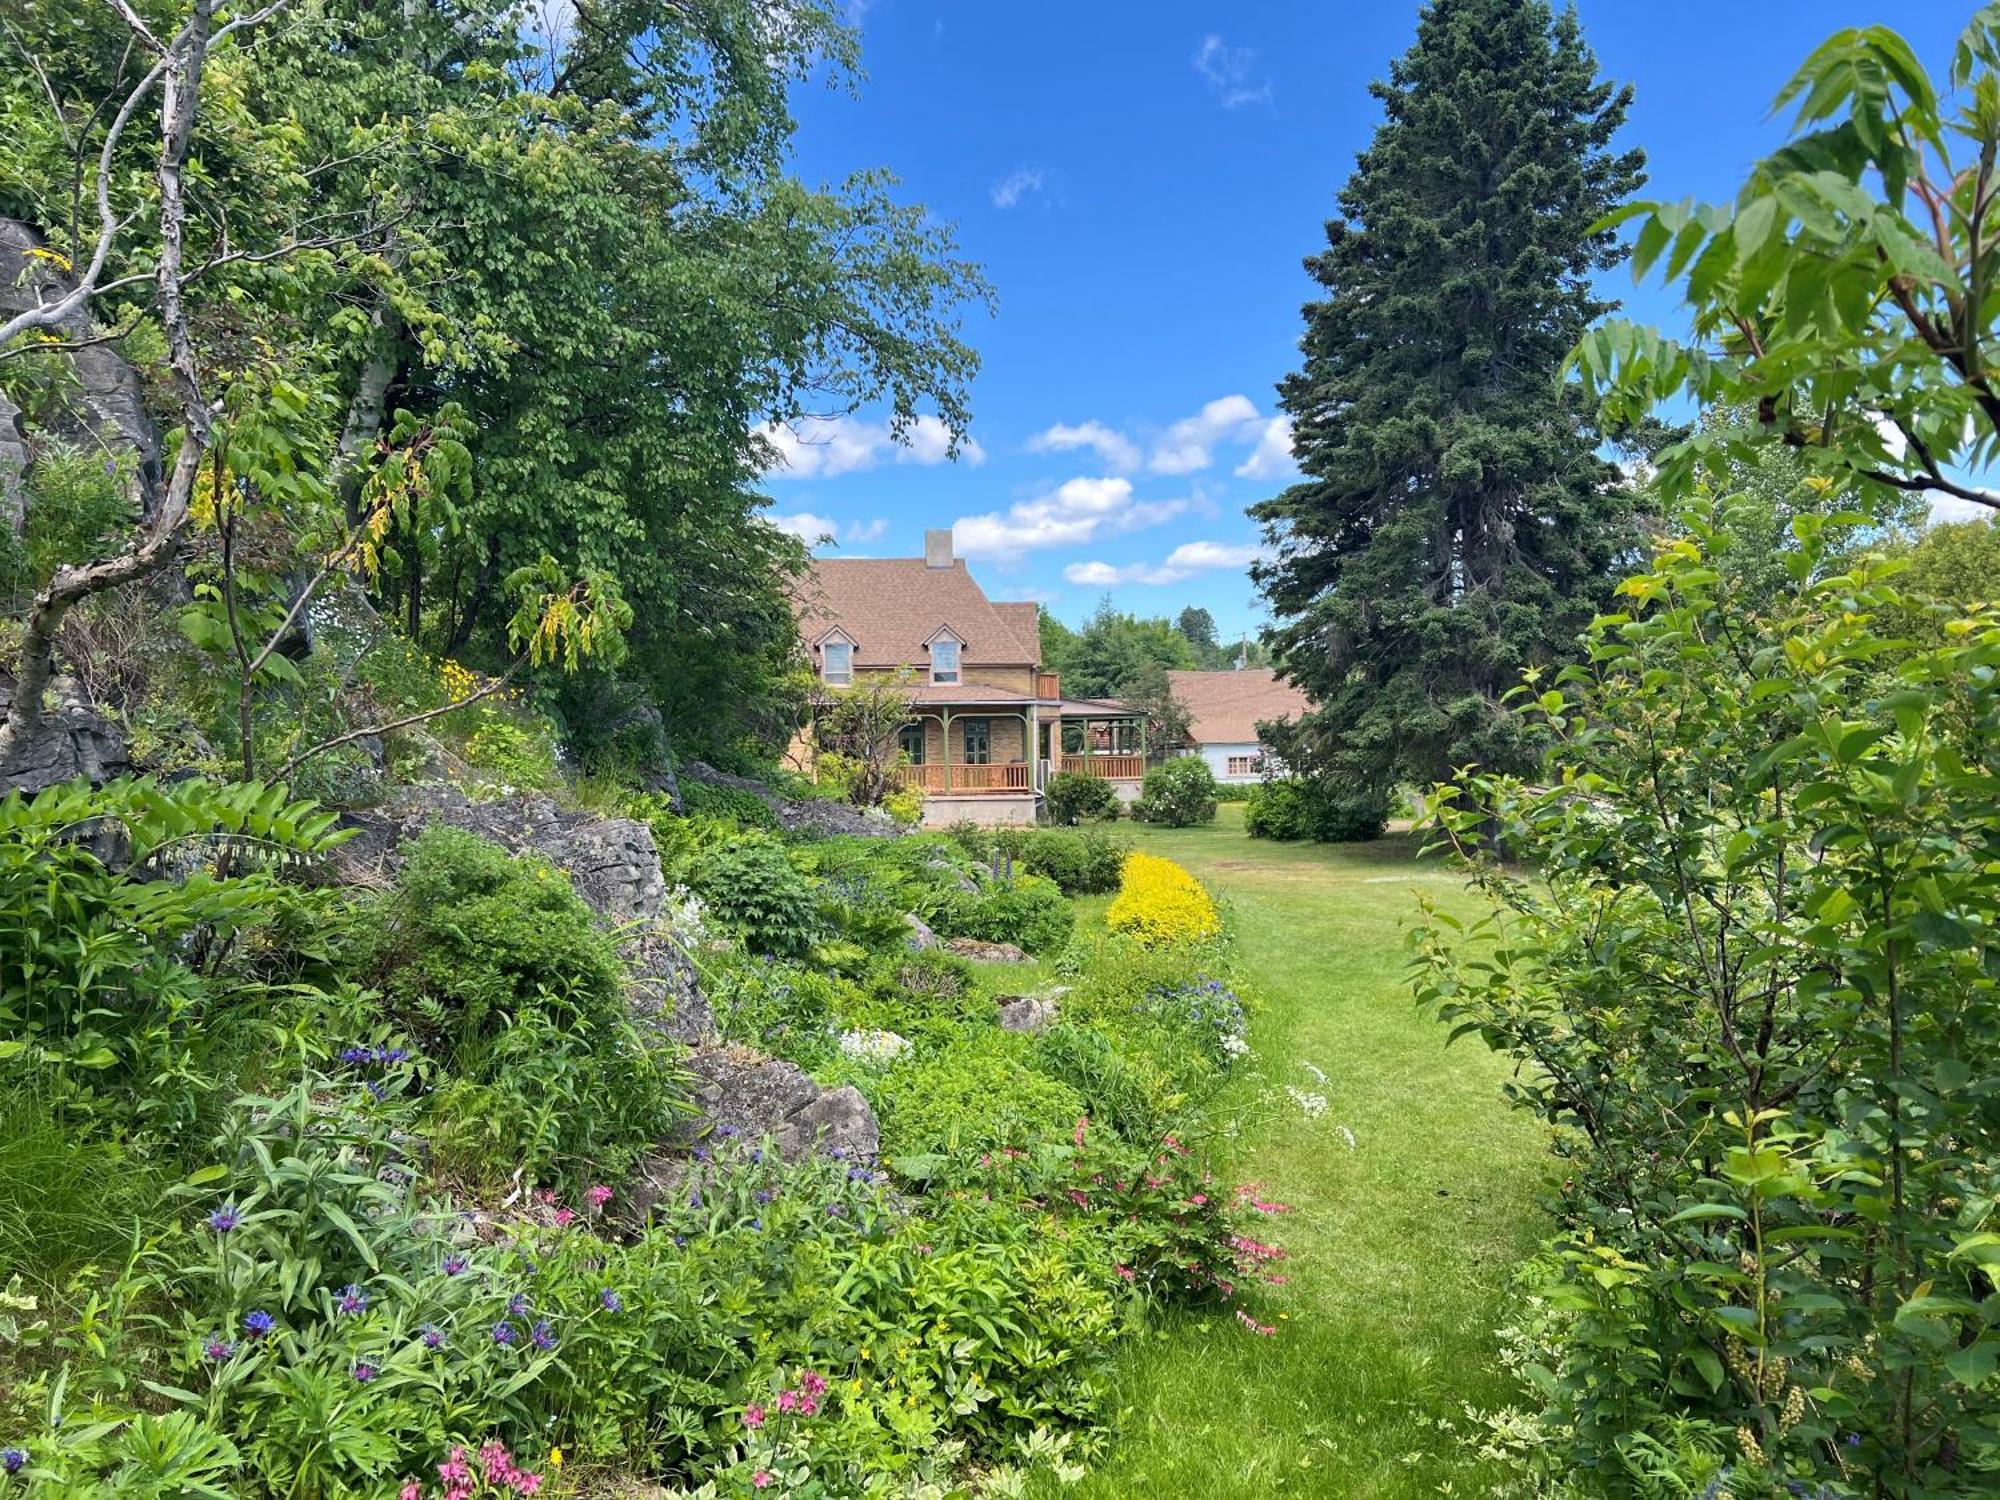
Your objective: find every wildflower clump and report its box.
[1105,852,1221,946]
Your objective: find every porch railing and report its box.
[1058,753,1145,782]
[894,761,1032,794]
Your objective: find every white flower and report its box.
[1284,1086,1327,1119]
[1220,1031,1251,1059]
[838,1029,910,1064]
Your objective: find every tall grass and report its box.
[0,1094,169,1292]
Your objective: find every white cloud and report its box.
[1193,34,1272,110]
[758,414,984,480]
[1029,420,1141,473]
[1062,540,1266,588]
[1150,394,1263,475]
[990,164,1049,210]
[766,511,890,549]
[1234,416,1295,480]
[953,476,1191,562]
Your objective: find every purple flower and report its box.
[352,1361,376,1382]
[420,1323,444,1349]
[717,1125,739,1139]
[687,1188,703,1209]
[506,1293,530,1318]
[2,1447,24,1475]
[673,1234,687,1248]
[748,1217,762,1231]
[442,1253,469,1277]
[826,1203,847,1217]
[691,1146,711,1163]
[847,1166,870,1181]
[243,1310,274,1339]
[336,1284,368,1316]
[203,1336,235,1361]
[754,1189,773,1205]
[530,1319,556,1351]
[599,1289,622,1313]
[207,1204,241,1233]
[491,1321,516,1346]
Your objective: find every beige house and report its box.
[792,530,1143,825]
[1166,668,1312,784]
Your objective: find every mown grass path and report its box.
[1039,807,1547,1497]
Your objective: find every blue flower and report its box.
[203,1336,235,1362]
[352,1361,377,1382]
[599,1288,623,1313]
[335,1284,368,1316]
[2,1447,25,1475]
[754,1189,773,1205]
[207,1204,241,1233]
[420,1323,444,1349]
[243,1310,274,1339]
[442,1252,469,1277]
[507,1293,530,1318]
[826,1203,847,1217]
[492,1321,517,1346]
[530,1319,556,1351]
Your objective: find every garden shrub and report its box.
[1244,776,1386,842]
[947,822,1127,893]
[1033,1024,1184,1141]
[363,826,677,1184]
[1416,508,2000,1492]
[871,1031,1088,1176]
[0,776,347,1141]
[1044,770,1118,825]
[458,703,561,790]
[679,778,779,828]
[689,835,822,958]
[1130,755,1218,827]
[931,870,1074,954]
[708,957,854,1068]
[1105,852,1221,946]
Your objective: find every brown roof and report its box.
[1166,669,1311,745]
[795,558,1040,669]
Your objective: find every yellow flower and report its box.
[1105,852,1222,945]
[548,1447,564,1471]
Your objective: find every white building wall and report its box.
[1197,741,1268,785]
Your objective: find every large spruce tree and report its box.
[1252,0,1644,829]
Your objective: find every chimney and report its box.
[924,528,954,569]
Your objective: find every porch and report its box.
[1043,699,1147,793]
[887,705,1036,797]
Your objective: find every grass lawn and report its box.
[1034,804,1548,1498]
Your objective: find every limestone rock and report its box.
[995,994,1060,1033]
[944,936,1031,964]
[0,672,130,795]
[682,760,902,839]
[902,912,939,952]
[625,1046,880,1220]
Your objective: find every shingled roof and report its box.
[794,547,1041,669]
[1166,669,1311,745]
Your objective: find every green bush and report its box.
[690,835,823,957]
[1033,1024,1183,1141]
[1245,777,1386,842]
[1131,756,1218,827]
[946,824,1128,896]
[932,871,1074,954]
[872,1031,1087,1175]
[1044,770,1118,825]
[363,826,677,1184]
[679,777,778,828]
[709,956,854,1067]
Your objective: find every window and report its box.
[962,718,990,764]
[898,723,926,764]
[1227,754,1262,777]
[930,635,960,684]
[822,639,852,685]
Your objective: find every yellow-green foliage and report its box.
[1104,852,1220,946]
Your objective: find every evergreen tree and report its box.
[1252,0,1644,826]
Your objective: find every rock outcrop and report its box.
[682,760,902,838]
[0,218,164,515]
[944,936,1031,964]
[0,671,131,794]
[337,784,712,1042]
[625,1046,880,1219]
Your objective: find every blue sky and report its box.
[756,1,1973,641]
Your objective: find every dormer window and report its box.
[822,637,853,685]
[930,635,960,685]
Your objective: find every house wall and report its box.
[909,711,1029,765]
[1198,740,1270,785]
[850,662,1036,697]
[920,792,1038,827]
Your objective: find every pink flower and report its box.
[554,1208,576,1227]
[513,1476,542,1496]
[777,1389,800,1414]
[753,1472,774,1490]
[1235,1308,1278,1337]
[438,1449,471,1484]
[1073,1116,1089,1148]
[401,1485,423,1500]
[586,1184,614,1208]
[1115,1264,1135,1281]
[1067,1189,1090,1208]
[799,1370,827,1397]
[743,1404,766,1428]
